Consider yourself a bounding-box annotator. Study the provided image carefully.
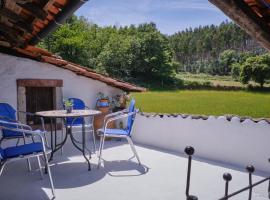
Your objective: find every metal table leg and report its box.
[49,118,54,161]
[69,117,91,171]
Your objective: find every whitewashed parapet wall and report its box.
[132,113,270,173]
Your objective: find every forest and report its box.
[39,16,270,88]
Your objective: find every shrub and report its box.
[240,54,270,87]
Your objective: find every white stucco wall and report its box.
[132,114,270,173]
[0,53,122,109]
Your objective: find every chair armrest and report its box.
[0,119,32,131]
[103,110,137,130]
[0,120,46,141]
[18,111,35,116]
[103,109,128,124]
[18,111,46,131]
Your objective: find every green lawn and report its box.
[132,90,270,118]
[177,72,270,88]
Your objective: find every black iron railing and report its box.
[184,146,270,200]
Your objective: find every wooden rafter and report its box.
[0,23,24,36]
[209,0,270,51]
[0,0,86,48]
[0,8,34,33]
[16,2,47,20]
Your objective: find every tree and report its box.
[219,49,238,75]
[46,16,94,67]
[240,54,270,87]
[231,63,241,80]
[169,21,265,75]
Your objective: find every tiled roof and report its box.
[0,0,145,92]
[0,0,87,48]
[12,46,146,92]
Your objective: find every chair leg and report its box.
[0,137,4,148]
[27,158,32,171]
[44,132,49,149]
[97,135,105,169]
[16,138,21,146]
[126,137,141,165]
[37,155,44,179]
[43,151,55,198]
[61,126,64,155]
[22,136,32,171]
[0,162,6,176]
[91,127,96,153]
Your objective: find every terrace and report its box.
[1,139,269,200]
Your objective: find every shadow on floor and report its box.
[43,159,149,189]
[101,158,149,177]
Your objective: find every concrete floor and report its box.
[0,140,269,200]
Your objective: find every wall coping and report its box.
[138,112,270,124]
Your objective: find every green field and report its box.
[177,73,270,88]
[132,90,270,118]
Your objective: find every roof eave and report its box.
[209,0,270,51]
[29,0,89,45]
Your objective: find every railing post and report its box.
[268,159,270,199]
[223,173,232,200]
[184,146,198,200]
[246,165,255,200]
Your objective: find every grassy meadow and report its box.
[177,73,270,88]
[132,90,270,118]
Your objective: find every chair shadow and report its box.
[43,162,106,189]
[100,157,150,177]
[0,163,55,200]
[44,159,149,189]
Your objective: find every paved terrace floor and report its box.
[0,140,269,200]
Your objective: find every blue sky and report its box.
[75,0,230,35]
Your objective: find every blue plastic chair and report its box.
[0,103,46,171]
[0,103,45,143]
[66,98,86,126]
[97,99,141,168]
[63,98,96,152]
[0,120,55,198]
[0,103,19,140]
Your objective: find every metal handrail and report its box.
[184,146,270,200]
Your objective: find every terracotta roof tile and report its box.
[13,46,146,92]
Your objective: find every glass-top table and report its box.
[36,109,101,171]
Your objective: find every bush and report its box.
[240,54,270,87]
[183,80,212,89]
[231,63,241,80]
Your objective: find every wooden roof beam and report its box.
[0,23,24,36]
[0,31,25,47]
[209,0,270,51]
[13,21,33,33]
[16,2,48,20]
[0,8,34,33]
[0,7,32,24]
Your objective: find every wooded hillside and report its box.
[39,16,268,87]
[169,20,266,75]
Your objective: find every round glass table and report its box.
[36,109,101,171]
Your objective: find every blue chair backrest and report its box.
[126,99,136,135]
[66,98,85,125]
[0,103,16,121]
[0,103,17,138]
